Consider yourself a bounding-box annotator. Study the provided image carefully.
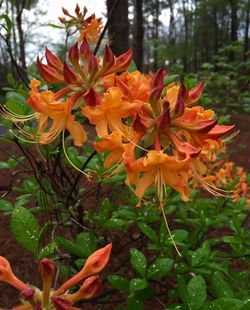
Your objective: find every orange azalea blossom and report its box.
[196,157,250,204]
[126,150,192,206]
[9,79,87,146]
[59,4,102,43]
[93,69,234,204]
[0,243,112,310]
[82,87,141,137]
[37,39,132,108]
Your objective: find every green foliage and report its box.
[10,206,40,256]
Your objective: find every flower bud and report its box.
[55,243,112,296]
[186,82,204,106]
[62,7,70,16]
[156,108,171,131]
[45,47,63,71]
[150,69,164,89]
[51,296,72,310]
[103,45,115,70]
[68,43,79,68]
[66,276,102,302]
[37,58,64,84]
[82,88,101,106]
[39,258,55,278]
[172,95,184,118]
[20,287,35,300]
[63,62,78,84]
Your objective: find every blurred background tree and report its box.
[0,0,249,111]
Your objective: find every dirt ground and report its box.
[0,112,249,309]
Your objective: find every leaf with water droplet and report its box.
[147,258,173,279]
[129,278,148,292]
[11,206,40,256]
[130,248,147,278]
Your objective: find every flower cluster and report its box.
[2,4,235,207]
[0,243,112,309]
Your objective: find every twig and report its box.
[93,0,122,55]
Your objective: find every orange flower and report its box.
[59,4,102,43]
[27,79,87,146]
[82,87,141,137]
[126,150,192,205]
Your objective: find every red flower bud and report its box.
[133,114,148,133]
[59,17,66,24]
[62,7,70,16]
[68,43,79,68]
[45,47,63,71]
[149,86,163,104]
[88,54,99,75]
[156,108,171,131]
[37,57,64,84]
[82,88,102,106]
[178,82,189,101]
[39,258,55,278]
[187,82,204,106]
[79,276,102,299]
[172,95,184,118]
[151,69,164,89]
[79,39,91,59]
[103,45,115,69]
[21,288,35,300]
[51,296,72,310]
[106,49,132,75]
[75,4,80,15]
[63,62,78,84]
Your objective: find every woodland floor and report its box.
[0,112,249,309]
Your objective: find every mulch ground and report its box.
[0,112,249,309]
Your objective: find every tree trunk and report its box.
[14,0,27,74]
[133,0,144,71]
[106,0,129,56]
[153,0,159,71]
[182,0,188,71]
[243,0,250,61]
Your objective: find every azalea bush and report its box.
[0,3,250,310]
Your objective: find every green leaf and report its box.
[240,300,250,310]
[126,293,144,310]
[47,23,65,29]
[191,241,210,267]
[130,248,147,278]
[0,199,14,212]
[55,236,83,256]
[11,206,40,256]
[177,275,189,305]
[147,258,173,279]
[127,60,137,73]
[164,75,179,86]
[129,278,148,292]
[75,232,97,257]
[38,242,56,259]
[0,14,12,34]
[138,222,158,243]
[205,298,243,310]
[187,275,207,309]
[0,162,9,169]
[172,229,189,243]
[107,275,130,292]
[104,218,127,229]
[211,271,234,298]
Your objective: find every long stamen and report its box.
[162,206,182,257]
[62,129,91,179]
